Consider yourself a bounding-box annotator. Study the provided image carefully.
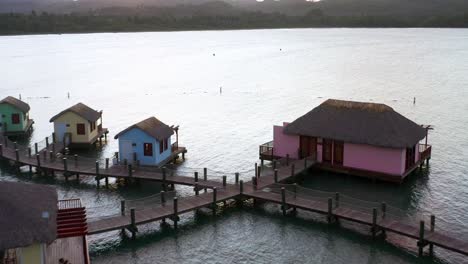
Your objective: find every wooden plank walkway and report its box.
[0,134,466,258]
[245,189,468,257]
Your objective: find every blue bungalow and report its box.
[114,117,185,166]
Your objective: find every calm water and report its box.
[1,28,468,264]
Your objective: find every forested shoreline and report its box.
[1,10,468,35]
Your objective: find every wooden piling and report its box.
[255,163,258,178]
[105,177,109,188]
[327,198,333,223]
[239,180,244,194]
[194,171,198,182]
[128,164,133,177]
[257,166,261,177]
[222,175,227,187]
[121,201,126,216]
[235,172,239,184]
[105,158,109,170]
[95,161,100,176]
[46,137,49,149]
[203,168,208,193]
[252,176,257,190]
[212,187,217,216]
[281,187,286,216]
[194,182,199,196]
[28,147,31,158]
[36,154,41,171]
[429,215,435,257]
[418,220,425,257]
[34,143,38,155]
[274,169,278,183]
[49,150,54,161]
[273,160,277,170]
[63,158,68,182]
[173,197,178,229]
[130,208,136,239]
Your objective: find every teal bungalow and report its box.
[114,117,186,166]
[0,96,34,136]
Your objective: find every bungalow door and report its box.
[333,140,344,166]
[322,139,332,164]
[405,145,416,171]
[299,136,317,159]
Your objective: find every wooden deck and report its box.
[0,134,465,259]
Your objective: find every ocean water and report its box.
[1,28,468,264]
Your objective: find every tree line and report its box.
[0,10,467,35]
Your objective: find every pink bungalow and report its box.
[259,99,432,183]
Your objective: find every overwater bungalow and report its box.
[49,103,108,147]
[114,117,187,167]
[0,181,90,264]
[0,96,34,136]
[259,99,432,183]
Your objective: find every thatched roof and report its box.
[0,96,30,113]
[114,117,174,141]
[0,182,57,250]
[284,99,426,148]
[50,103,101,122]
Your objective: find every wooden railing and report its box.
[58,198,83,210]
[419,144,432,161]
[259,141,274,160]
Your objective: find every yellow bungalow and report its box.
[49,103,108,147]
[0,182,90,264]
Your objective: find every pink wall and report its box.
[343,143,406,175]
[273,124,299,159]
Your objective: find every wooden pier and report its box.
[0,134,466,259]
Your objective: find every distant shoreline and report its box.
[1,12,467,36]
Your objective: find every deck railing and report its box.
[259,140,274,160]
[58,198,83,210]
[419,144,432,161]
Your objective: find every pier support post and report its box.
[194,182,199,196]
[120,201,126,232]
[212,187,217,216]
[130,208,136,239]
[273,160,277,170]
[235,172,239,184]
[173,197,178,229]
[335,193,340,208]
[222,175,227,188]
[239,180,244,194]
[372,208,377,239]
[52,133,56,143]
[203,168,208,193]
[274,169,278,183]
[49,151,54,161]
[63,158,68,182]
[194,172,198,183]
[105,177,109,188]
[255,163,258,179]
[291,164,295,177]
[162,167,167,191]
[252,176,257,190]
[46,137,49,149]
[286,154,290,166]
[429,215,435,257]
[105,158,109,170]
[34,143,38,155]
[28,147,31,158]
[281,187,287,216]
[418,220,425,257]
[36,154,41,174]
[257,166,261,178]
[128,164,133,178]
[327,198,333,223]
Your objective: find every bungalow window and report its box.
[11,113,20,124]
[143,143,153,157]
[159,140,164,154]
[89,121,96,132]
[77,123,85,135]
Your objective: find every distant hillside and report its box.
[1,0,468,17]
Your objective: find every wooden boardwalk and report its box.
[0,134,466,258]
